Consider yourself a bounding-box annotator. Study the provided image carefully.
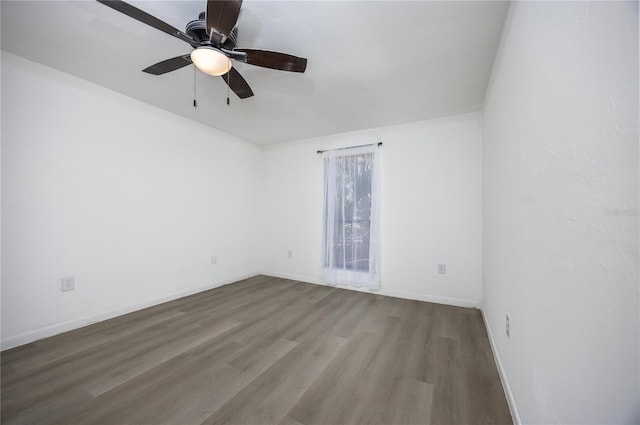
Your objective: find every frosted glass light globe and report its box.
[190,47,232,76]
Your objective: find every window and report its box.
[322,144,379,288]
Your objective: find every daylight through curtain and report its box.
[322,144,379,288]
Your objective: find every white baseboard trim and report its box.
[260,271,480,308]
[1,273,259,351]
[480,308,521,425]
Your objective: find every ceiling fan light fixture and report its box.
[190,46,232,76]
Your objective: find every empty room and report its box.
[1,1,638,424]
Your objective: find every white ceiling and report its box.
[1,1,509,145]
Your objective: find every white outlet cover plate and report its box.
[61,277,75,292]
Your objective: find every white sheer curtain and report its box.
[322,144,380,289]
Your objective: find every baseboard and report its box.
[1,273,259,351]
[480,308,521,425]
[260,271,480,308]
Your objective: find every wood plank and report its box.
[203,334,347,425]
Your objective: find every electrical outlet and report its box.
[211,255,217,265]
[506,314,510,338]
[438,264,447,274]
[61,276,75,292]
[288,250,293,259]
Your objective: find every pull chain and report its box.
[226,58,231,106]
[193,66,197,108]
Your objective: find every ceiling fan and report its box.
[97,0,307,99]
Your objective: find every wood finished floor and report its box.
[1,275,512,425]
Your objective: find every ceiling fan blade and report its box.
[142,55,192,75]
[221,67,254,99]
[97,0,196,46]
[206,0,242,44]
[233,49,307,73]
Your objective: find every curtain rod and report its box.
[316,142,382,154]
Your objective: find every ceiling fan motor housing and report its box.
[186,17,238,50]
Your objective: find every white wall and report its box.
[1,51,261,349]
[259,113,483,307]
[482,2,639,424]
